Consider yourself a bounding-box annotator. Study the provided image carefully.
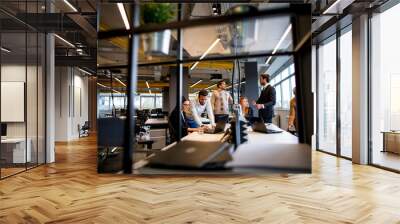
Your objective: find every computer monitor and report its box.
[1,123,7,137]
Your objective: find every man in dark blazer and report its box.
[252,74,276,123]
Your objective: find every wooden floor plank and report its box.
[0,135,400,223]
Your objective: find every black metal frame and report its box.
[98,3,312,173]
[314,18,354,161]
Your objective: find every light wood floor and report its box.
[1,136,400,224]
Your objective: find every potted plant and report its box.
[141,3,176,56]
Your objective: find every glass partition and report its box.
[317,36,337,155]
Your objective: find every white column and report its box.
[352,14,369,164]
[46,32,55,163]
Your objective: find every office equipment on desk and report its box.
[148,141,232,169]
[1,123,7,140]
[252,118,283,134]
[381,131,400,154]
[204,120,226,134]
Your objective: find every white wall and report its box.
[55,67,89,141]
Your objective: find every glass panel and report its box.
[290,75,296,98]
[340,29,352,158]
[1,10,28,176]
[140,96,155,109]
[371,4,400,171]
[317,37,337,154]
[27,31,38,168]
[275,84,282,108]
[281,67,290,80]
[281,79,290,109]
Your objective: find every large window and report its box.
[317,36,337,154]
[271,63,296,110]
[370,3,400,171]
[340,28,352,158]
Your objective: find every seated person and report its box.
[188,89,215,128]
[169,98,204,142]
[239,96,254,121]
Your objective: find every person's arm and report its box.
[191,102,203,126]
[206,100,215,125]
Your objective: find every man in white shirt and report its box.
[188,89,215,128]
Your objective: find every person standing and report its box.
[252,74,276,123]
[211,80,233,123]
[189,89,215,128]
[288,87,297,134]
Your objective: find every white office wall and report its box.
[55,67,89,141]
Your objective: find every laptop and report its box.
[148,140,233,169]
[204,120,227,134]
[251,118,283,134]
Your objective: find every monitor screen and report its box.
[1,123,7,137]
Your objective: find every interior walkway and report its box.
[0,136,400,223]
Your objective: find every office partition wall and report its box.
[0,1,47,179]
[98,3,313,174]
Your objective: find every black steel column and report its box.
[336,25,341,156]
[124,3,139,174]
[176,3,183,141]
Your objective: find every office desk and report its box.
[133,124,311,174]
[1,138,32,164]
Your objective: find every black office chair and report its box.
[78,121,90,138]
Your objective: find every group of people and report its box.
[169,73,296,141]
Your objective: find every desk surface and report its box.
[134,124,311,174]
[1,138,28,143]
[145,118,169,125]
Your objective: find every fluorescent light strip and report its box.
[63,0,78,12]
[112,89,121,94]
[227,81,246,89]
[97,83,107,88]
[323,0,343,14]
[206,84,217,90]
[54,34,75,48]
[78,67,92,76]
[145,81,152,94]
[265,24,292,65]
[114,77,126,87]
[1,47,11,53]
[117,3,130,30]
[190,80,202,88]
[190,38,220,71]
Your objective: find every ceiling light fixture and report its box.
[323,0,344,14]
[205,83,217,90]
[97,83,107,88]
[1,47,11,53]
[190,80,202,88]
[117,3,130,30]
[63,0,78,12]
[114,77,126,87]
[78,67,92,76]
[54,34,75,48]
[112,89,121,94]
[190,38,220,71]
[146,81,152,94]
[265,24,292,65]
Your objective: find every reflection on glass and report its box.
[340,29,352,158]
[371,4,400,171]
[317,37,337,154]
